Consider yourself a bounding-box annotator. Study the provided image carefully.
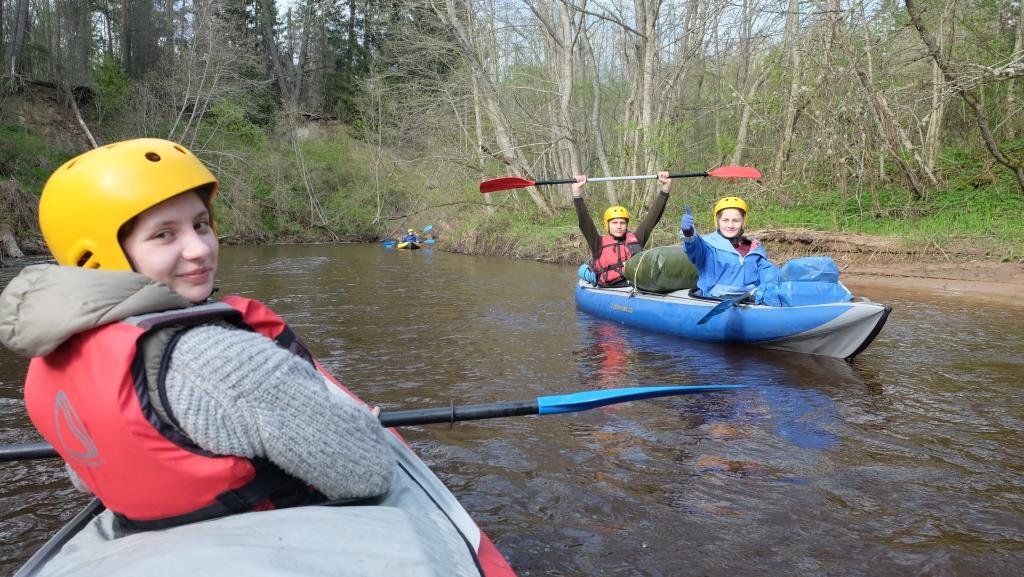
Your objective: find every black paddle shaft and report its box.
[0,442,56,461]
[0,401,544,462]
[378,400,540,427]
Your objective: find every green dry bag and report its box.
[624,246,699,293]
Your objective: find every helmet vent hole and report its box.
[145,152,161,162]
[76,251,95,268]
[173,145,187,154]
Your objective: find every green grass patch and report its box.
[0,123,71,191]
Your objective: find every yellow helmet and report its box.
[408,228,415,233]
[39,138,218,271]
[713,196,748,219]
[602,205,631,233]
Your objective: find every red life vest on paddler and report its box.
[592,232,642,286]
[23,295,336,532]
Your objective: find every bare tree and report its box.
[434,0,553,215]
[905,0,1024,193]
[836,2,928,199]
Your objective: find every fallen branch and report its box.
[66,84,98,148]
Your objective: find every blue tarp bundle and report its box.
[758,257,853,307]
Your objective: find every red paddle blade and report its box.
[707,166,762,179]
[479,176,536,193]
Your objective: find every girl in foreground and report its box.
[0,138,394,533]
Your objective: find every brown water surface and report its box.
[1,244,1022,576]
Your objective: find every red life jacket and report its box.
[23,296,338,532]
[592,232,642,286]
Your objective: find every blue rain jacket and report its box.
[683,229,778,297]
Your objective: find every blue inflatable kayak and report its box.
[575,280,890,359]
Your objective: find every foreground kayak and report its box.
[575,280,890,359]
[13,384,516,577]
[396,241,421,250]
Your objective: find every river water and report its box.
[1,244,1021,576]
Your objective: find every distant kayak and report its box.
[575,280,890,359]
[396,241,421,250]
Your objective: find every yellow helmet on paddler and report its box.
[408,228,415,234]
[713,196,748,219]
[602,205,631,233]
[39,138,219,271]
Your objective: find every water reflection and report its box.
[576,318,850,451]
[1,246,1022,577]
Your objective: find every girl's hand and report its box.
[658,171,672,191]
[571,175,587,198]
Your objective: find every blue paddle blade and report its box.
[423,239,436,244]
[382,240,396,247]
[696,289,756,325]
[697,299,735,325]
[537,385,745,415]
[422,224,433,233]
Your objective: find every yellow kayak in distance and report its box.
[396,241,421,250]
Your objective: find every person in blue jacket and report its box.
[400,228,420,243]
[679,196,778,298]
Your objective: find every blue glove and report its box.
[679,205,694,238]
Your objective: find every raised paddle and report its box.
[696,289,758,325]
[0,385,743,462]
[479,166,762,194]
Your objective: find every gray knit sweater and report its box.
[0,265,394,501]
[166,324,394,499]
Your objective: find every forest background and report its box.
[1,0,1023,272]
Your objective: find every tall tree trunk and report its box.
[257,0,295,109]
[0,0,5,74]
[347,0,357,78]
[555,2,581,178]
[471,74,495,215]
[104,0,114,57]
[772,0,802,179]
[582,26,618,205]
[165,0,175,50]
[637,0,662,201]
[291,2,313,106]
[1007,0,1024,139]
[922,0,957,175]
[122,0,132,72]
[8,0,29,77]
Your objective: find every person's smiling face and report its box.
[716,208,745,239]
[120,191,218,303]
